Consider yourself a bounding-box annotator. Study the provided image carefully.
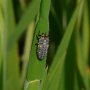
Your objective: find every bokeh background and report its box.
[0,0,90,90]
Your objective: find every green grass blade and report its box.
[64,33,76,90]
[0,2,3,71]
[44,1,84,90]
[89,69,90,89]
[74,72,79,90]
[45,53,66,90]
[8,0,41,50]
[0,4,4,90]
[82,0,89,72]
[25,0,51,89]
[24,80,41,90]
[48,1,83,79]
[82,0,89,58]
[40,0,51,19]
[26,0,51,80]
[75,0,89,89]
[3,0,20,90]
[82,1,90,89]
[20,21,35,88]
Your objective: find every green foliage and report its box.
[0,0,90,90]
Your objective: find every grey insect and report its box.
[36,33,49,60]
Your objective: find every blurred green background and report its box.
[0,0,90,90]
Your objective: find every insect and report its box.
[36,33,49,60]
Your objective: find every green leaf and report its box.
[0,3,3,68]
[74,72,79,90]
[82,0,89,67]
[3,0,20,90]
[24,80,41,90]
[75,0,89,89]
[8,0,41,50]
[0,5,4,90]
[44,1,84,90]
[26,0,51,81]
[64,33,76,90]
[25,0,51,90]
[20,21,35,88]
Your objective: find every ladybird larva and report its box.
[36,33,49,60]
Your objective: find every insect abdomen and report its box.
[37,33,49,60]
[37,44,48,60]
